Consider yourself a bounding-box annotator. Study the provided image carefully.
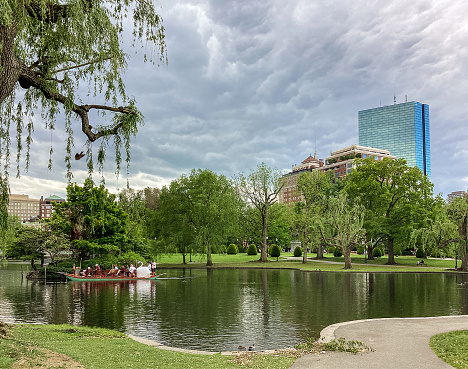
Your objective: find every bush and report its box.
[416,248,426,258]
[327,246,335,255]
[333,247,343,257]
[293,246,303,257]
[373,247,383,258]
[226,244,238,255]
[269,244,281,261]
[247,244,257,255]
[357,245,365,255]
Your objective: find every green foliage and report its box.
[415,248,426,258]
[293,246,302,257]
[0,0,167,184]
[218,245,226,254]
[333,247,343,257]
[327,246,336,255]
[269,244,281,260]
[247,244,258,255]
[50,178,128,260]
[357,245,365,255]
[226,244,238,255]
[117,251,145,267]
[159,169,241,266]
[373,247,384,258]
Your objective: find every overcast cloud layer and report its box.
[10,0,468,200]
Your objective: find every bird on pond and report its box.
[248,344,255,351]
[237,345,247,351]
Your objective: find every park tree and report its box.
[0,215,21,260]
[0,0,166,227]
[236,163,284,262]
[318,191,365,269]
[296,170,333,262]
[50,178,128,260]
[346,157,433,265]
[410,196,459,260]
[447,194,468,271]
[159,169,240,266]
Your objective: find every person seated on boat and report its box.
[118,265,127,277]
[129,264,136,277]
[94,264,101,276]
[151,260,157,275]
[86,266,93,277]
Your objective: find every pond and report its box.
[1,263,468,352]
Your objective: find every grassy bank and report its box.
[430,330,468,369]
[155,253,461,273]
[0,323,297,369]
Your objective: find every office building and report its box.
[359,101,431,177]
[447,190,467,204]
[8,194,40,221]
[279,145,396,204]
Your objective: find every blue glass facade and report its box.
[358,101,431,177]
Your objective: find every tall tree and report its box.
[296,170,333,262]
[159,169,240,266]
[318,191,365,269]
[346,157,433,264]
[447,194,468,271]
[50,178,128,260]
[236,163,284,262]
[0,0,166,227]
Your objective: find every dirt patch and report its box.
[0,321,9,338]
[12,347,85,369]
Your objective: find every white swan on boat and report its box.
[136,261,151,278]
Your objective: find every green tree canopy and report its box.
[0,0,167,229]
[447,194,468,270]
[345,157,433,264]
[159,169,241,266]
[50,178,128,260]
[236,163,284,262]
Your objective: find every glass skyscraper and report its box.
[358,101,431,177]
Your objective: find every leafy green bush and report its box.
[247,244,257,255]
[293,246,302,257]
[373,247,383,258]
[416,248,426,258]
[327,246,335,255]
[357,245,365,255]
[226,244,238,255]
[269,244,281,261]
[218,245,226,254]
[333,247,343,257]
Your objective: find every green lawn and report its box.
[155,252,459,273]
[430,330,468,369]
[0,323,296,369]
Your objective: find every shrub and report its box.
[357,245,365,255]
[247,244,257,255]
[333,247,343,257]
[269,244,281,261]
[226,244,238,255]
[373,247,383,258]
[293,246,303,257]
[416,248,426,258]
[327,246,335,255]
[218,245,226,254]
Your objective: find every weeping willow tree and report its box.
[0,0,167,229]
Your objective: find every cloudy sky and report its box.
[9,0,468,200]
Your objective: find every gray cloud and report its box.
[9,0,468,200]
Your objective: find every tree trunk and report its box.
[182,252,186,265]
[367,244,375,260]
[316,242,324,259]
[343,248,352,269]
[386,237,395,265]
[302,241,307,264]
[0,24,21,104]
[206,243,213,266]
[259,209,268,262]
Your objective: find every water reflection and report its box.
[1,264,467,352]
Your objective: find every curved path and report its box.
[290,315,468,369]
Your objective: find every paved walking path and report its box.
[290,315,468,369]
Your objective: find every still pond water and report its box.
[1,263,468,352]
